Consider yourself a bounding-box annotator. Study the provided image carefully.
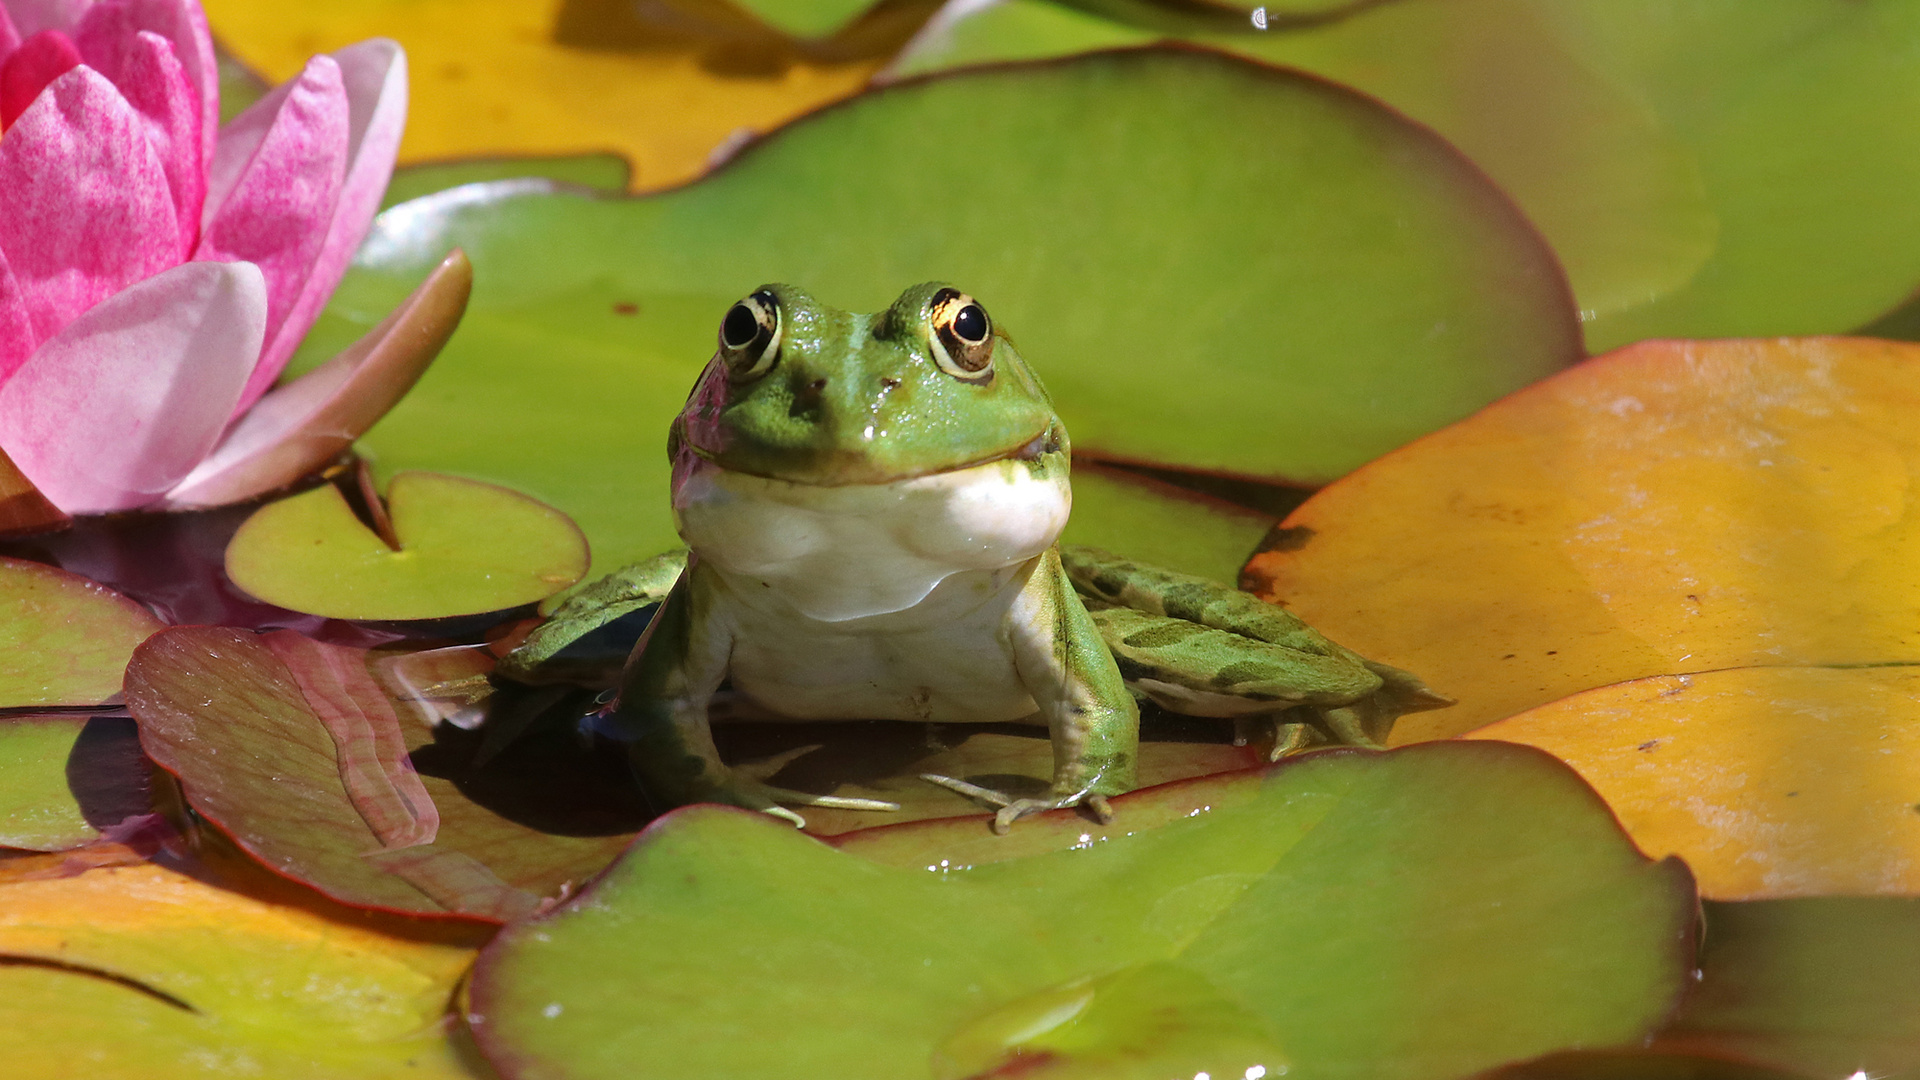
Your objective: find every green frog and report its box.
[501,283,1448,832]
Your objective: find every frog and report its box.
[496,282,1450,833]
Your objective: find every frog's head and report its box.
[671,283,1067,486]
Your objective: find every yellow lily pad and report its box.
[203,0,895,192]
[1465,665,1920,899]
[1244,336,1920,743]
[0,862,482,1078]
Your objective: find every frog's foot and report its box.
[710,779,901,829]
[919,773,1114,835]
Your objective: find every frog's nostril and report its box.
[807,378,828,392]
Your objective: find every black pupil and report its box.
[953,304,987,343]
[722,303,761,349]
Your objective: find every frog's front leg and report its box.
[612,561,896,829]
[926,550,1140,833]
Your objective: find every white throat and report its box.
[673,456,1070,622]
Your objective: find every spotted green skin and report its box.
[610,284,1136,828]
[506,284,1448,828]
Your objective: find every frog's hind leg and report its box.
[733,744,901,817]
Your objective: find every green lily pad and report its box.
[468,742,1694,1080]
[892,1,1920,351]
[1658,898,1920,1080]
[0,557,163,707]
[124,627,644,921]
[299,48,1577,575]
[224,471,589,621]
[380,153,634,211]
[0,718,94,851]
[1063,463,1275,583]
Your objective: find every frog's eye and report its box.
[928,288,993,381]
[719,290,781,380]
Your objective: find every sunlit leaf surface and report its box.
[204,0,901,191]
[1659,898,1920,1080]
[470,743,1694,1080]
[894,0,1920,351]
[1243,336,1920,897]
[1465,667,1920,899]
[225,472,588,621]
[1244,337,1920,743]
[0,863,484,1079]
[0,557,162,708]
[298,49,1575,574]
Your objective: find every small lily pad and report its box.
[0,557,162,707]
[0,715,151,852]
[225,471,589,621]
[469,742,1695,1080]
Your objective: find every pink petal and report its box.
[0,260,266,514]
[194,53,347,398]
[70,0,214,177]
[0,247,34,381]
[0,64,178,346]
[0,29,80,128]
[0,7,21,60]
[237,39,406,414]
[166,249,470,508]
[3,0,93,38]
[72,28,200,257]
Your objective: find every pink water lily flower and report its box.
[0,0,453,523]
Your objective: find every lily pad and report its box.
[1063,463,1275,583]
[1464,666,1920,900]
[125,626,644,921]
[0,556,163,707]
[204,0,899,192]
[1658,897,1920,1080]
[0,716,151,853]
[893,1,1920,351]
[0,862,484,1078]
[381,153,634,210]
[1243,336,1920,744]
[297,48,1576,574]
[469,742,1694,1080]
[225,470,589,621]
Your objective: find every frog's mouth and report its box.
[675,419,1068,489]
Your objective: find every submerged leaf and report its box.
[1658,897,1920,1080]
[125,626,641,920]
[0,556,162,707]
[469,742,1694,1080]
[225,471,589,621]
[301,48,1576,574]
